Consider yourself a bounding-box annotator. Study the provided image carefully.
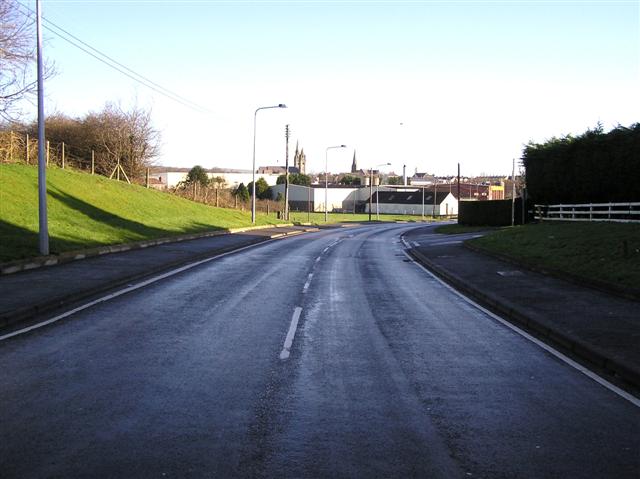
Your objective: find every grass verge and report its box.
[469,222,640,292]
[435,224,498,235]
[0,164,285,262]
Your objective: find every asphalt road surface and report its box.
[1,223,638,478]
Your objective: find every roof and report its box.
[371,190,453,205]
[257,166,300,174]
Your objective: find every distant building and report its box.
[257,165,300,176]
[410,172,438,186]
[293,142,307,175]
[149,166,284,190]
[368,190,458,216]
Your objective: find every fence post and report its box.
[589,204,593,221]
[215,188,219,207]
[26,134,29,164]
[145,167,150,188]
[608,204,611,220]
[9,131,14,161]
[61,142,65,169]
[91,150,95,175]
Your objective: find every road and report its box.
[0,223,638,478]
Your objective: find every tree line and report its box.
[0,104,160,179]
[523,123,640,204]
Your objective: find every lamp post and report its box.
[369,162,391,221]
[252,103,287,224]
[325,144,346,222]
[36,0,48,255]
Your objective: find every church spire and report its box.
[351,150,357,173]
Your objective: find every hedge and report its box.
[523,123,640,204]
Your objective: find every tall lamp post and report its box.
[369,162,391,221]
[252,103,287,224]
[36,0,48,255]
[325,145,346,222]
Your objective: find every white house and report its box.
[366,190,458,216]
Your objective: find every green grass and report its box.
[435,224,498,235]
[288,211,439,225]
[469,222,640,291]
[0,164,286,262]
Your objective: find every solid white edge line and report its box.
[400,243,640,408]
[280,306,303,360]
[0,237,285,342]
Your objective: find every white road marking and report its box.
[0,238,285,342]
[280,307,303,360]
[315,257,321,263]
[412,241,420,247]
[402,248,640,408]
[302,273,313,293]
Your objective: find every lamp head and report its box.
[278,104,287,108]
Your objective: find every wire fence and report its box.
[1,130,286,217]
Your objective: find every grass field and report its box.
[0,164,288,262]
[467,222,640,291]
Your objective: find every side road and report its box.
[403,226,640,391]
[0,225,328,330]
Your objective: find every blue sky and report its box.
[30,0,640,176]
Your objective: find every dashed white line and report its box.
[280,306,303,360]
[302,273,313,293]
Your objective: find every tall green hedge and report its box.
[459,199,526,226]
[523,123,640,204]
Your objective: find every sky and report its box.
[22,0,640,177]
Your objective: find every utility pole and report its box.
[511,158,516,226]
[369,168,373,221]
[457,163,461,206]
[434,181,437,219]
[36,0,49,255]
[284,125,290,221]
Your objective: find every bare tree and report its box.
[0,1,51,121]
[86,102,160,178]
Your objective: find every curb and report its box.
[0,223,295,276]
[0,226,318,331]
[407,247,640,390]
[464,241,640,302]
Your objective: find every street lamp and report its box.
[325,144,346,222]
[369,162,391,221]
[252,103,287,224]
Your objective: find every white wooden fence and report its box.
[534,202,640,223]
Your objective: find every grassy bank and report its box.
[468,222,640,291]
[0,164,285,262]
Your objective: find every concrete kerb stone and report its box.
[0,223,296,276]
[407,247,640,390]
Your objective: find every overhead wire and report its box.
[15,1,212,115]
